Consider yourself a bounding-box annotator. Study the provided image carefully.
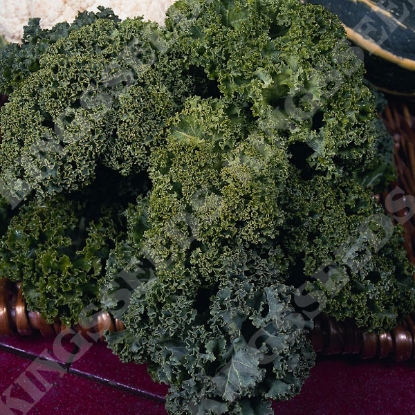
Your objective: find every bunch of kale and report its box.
[0,1,414,413]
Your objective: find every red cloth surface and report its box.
[0,332,414,415]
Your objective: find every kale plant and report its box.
[0,0,414,414]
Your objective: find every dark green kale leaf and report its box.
[0,7,121,94]
[281,170,415,332]
[304,219,415,331]
[99,196,155,321]
[0,14,175,202]
[0,168,137,325]
[354,117,397,191]
[106,260,314,415]
[144,96,288,285]
[165,0,379,176]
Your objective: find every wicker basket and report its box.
[1,98,415,361]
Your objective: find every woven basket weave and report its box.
[1,97,415,361]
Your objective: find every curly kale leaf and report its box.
[106,265,315,414]
[212,339,264,403]
[145,92,415,333]
[355,118,397,191]
[0,7,121,94]
[281,168,415,332]
[165,0,379,175]
[144,96,288,286]
[0,163,146,325]
[99,196,155,321]
[0,182,129,325]
[108,75,175,176]
[0,15,175,202]
[304,221,415,332]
